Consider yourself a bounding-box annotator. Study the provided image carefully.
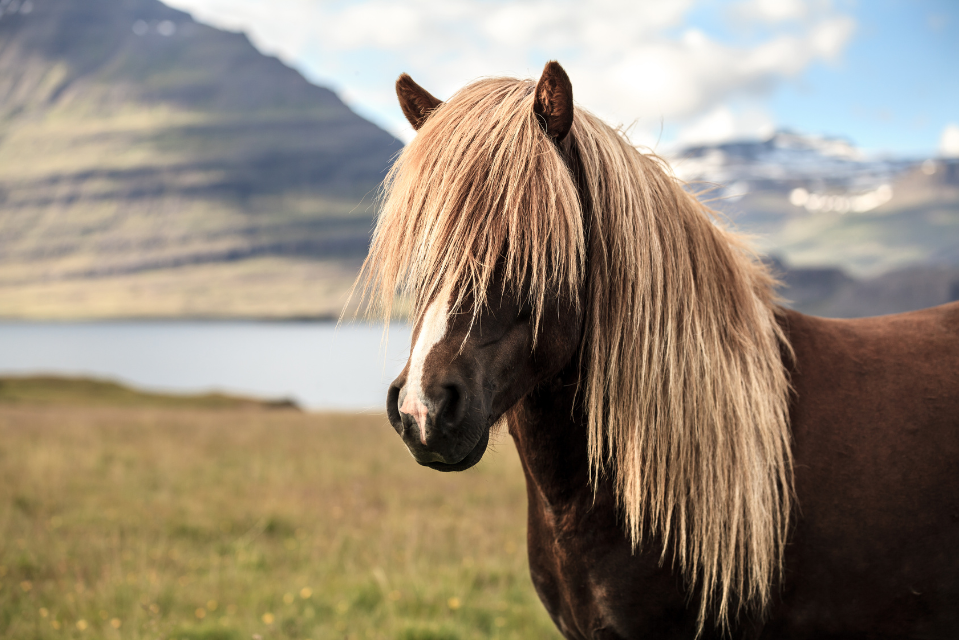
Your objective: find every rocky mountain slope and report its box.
[0,0,955,319]
[671,133,959,316]
[0,0,400,318]
[671,132,959,277]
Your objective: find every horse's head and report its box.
[381,62,583,471]
[388,274,582,471]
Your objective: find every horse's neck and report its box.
[508,364,592,509]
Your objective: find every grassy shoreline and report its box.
[0,381,558,639]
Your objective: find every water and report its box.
[0,321,412,411]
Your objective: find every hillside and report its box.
[0,1,955,319]
[0,0,400,319]
[672,133,959,315]
[673,133,959,277]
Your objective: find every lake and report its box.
[0,321,412,411]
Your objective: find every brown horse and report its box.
[354,62,959,639]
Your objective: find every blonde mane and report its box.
[355,77,794,630]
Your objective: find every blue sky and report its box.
[765,0,958,156]
[164,0,958,157]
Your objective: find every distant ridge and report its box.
[667,132,959,315]
[0,374,300,409]
[0,0,401,319]
[670,132,959,280]
[673,130,912,194]
[0,2,955,320]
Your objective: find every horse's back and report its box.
[774,302,959,638]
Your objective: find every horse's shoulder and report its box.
[772,305,959,639]
[778,302,959,364]
[777,302,959,444]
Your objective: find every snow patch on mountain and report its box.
[667,130,915,212]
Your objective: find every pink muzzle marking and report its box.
[399,393,430,445]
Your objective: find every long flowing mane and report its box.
[356,76,794,630]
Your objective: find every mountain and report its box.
[670,132,959,278]
[0,0,401,319]
[668,132,959,315]
[0,2,954,320]
[765,257,959,319]
[673,131,910,194]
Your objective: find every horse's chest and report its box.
[526,496,615,638]
[524,487,698,640]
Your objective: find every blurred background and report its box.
[0,0,957,403]
[0,0,956,638]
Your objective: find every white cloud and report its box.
[808,15,856,59]
[676,105,776,146]
[161,0,856,146]
[732,0,808,23]
[941,124,959,158]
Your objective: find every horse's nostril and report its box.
[439,382,466,426]
[401,412,416,435]
[386,382,404,434]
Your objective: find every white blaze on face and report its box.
[399,286,451,445]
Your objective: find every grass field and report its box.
[0,378,560,639]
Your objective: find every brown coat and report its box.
[512,303,959,639]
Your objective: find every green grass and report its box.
[0,380,560,639]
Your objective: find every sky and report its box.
[161,0,958,158]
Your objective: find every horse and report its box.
[353,61,959,639]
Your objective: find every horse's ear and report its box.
[396,73,443,130]
[533,61,573,141]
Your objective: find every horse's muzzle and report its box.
[387,376,488,471]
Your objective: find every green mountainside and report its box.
[0,0,400,318]
[733,163,959,316]
[0,0,954,319]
